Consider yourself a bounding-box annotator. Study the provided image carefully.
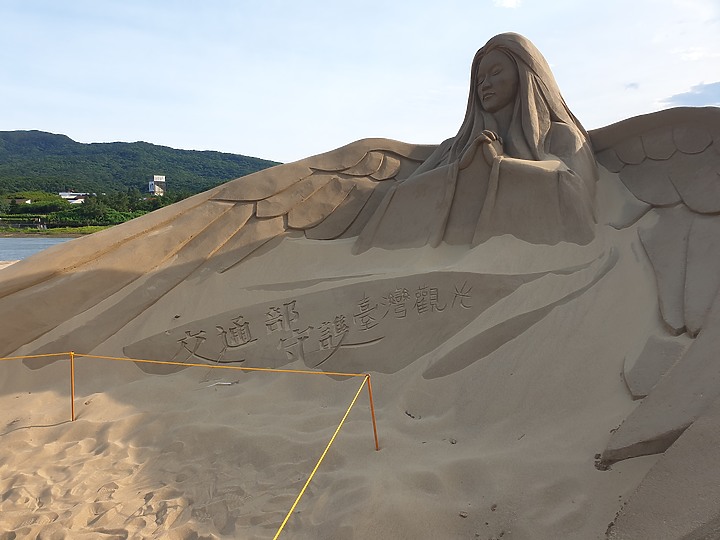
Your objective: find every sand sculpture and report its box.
[1,32,720,538]
[356,34,597,250]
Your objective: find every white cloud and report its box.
[672,46,720,62]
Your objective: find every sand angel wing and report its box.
[588,107,720,465]
[212,138,435,245]
[592,107,720,337]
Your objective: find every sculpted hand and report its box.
[480,130,503,165]
[458,130,503,170]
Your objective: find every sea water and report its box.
[0,237,73,261]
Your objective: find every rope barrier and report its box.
[0,352,69,361]
[72,353,380,452]
[273,375,369,539]
[1,351,381,535]
[74,352,369,378]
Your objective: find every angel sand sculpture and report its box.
[0,32,719,538]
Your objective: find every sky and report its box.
[1,0,719,163]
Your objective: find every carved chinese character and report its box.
[178,330,207,355]
[430,287,446,312]
[383,287,410,318]
[334,315,350,335]
[279,326,313,362]
[265,307,284,332]
[319,321,334,350]
[217,316,256,349]
[453,281,472,309]
[353,294,378,331]
[265,300,301,333]
[414,285,430,315]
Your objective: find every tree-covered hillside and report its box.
[0,130,280,193]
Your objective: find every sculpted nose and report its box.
[481,77,491,90]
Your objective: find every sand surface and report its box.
[0,350,656,539]
[0,225,665,539]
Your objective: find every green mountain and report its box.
[0,130,280,194]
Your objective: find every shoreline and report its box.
[0,232,83,238]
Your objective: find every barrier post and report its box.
[69,351,76,422]
[366,375,380,451]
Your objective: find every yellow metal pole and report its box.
[70,351,76,422]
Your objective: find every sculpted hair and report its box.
[447,32,590,163]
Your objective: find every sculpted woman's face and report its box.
[476,49,519,113]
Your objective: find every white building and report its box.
[148,175,166,196]
[58,192,90,204]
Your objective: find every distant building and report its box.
[58,192,90,204]
[148,175,166,196]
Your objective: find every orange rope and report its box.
[75,353,368,378]
[0,352,69,361]
[273,375,369,539]
[75,354,380,450]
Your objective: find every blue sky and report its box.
[1,0,719,163]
